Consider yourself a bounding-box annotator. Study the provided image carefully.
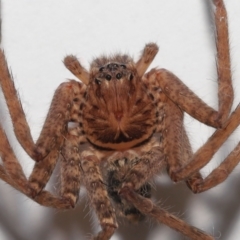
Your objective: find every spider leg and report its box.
[0,124,29,195]
[148,0,232,128]
[120,186,214,240]
[144,0,239,188]
[146,80,240,187]
[189,141,240,193]
[0,49,86,162]
[0,50,35,158]
[159,90,204,186]
[149,69,221,127]
[59,134,81,207]
[173,104,240,183]
[142,76,204,188]
[28,80,86,197]
[29,131,84,199]
[0,123,73,209]
[213,0,233,122]
[28,147,61,196]
[34,80,85,161]
[80,154,117,240]
[29,133,83,207]
[0,164,72,209]
[0,49,88,203]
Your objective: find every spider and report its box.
[0,0,240,239]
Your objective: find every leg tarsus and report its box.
[185,172,203,193]
[92,224,116,240]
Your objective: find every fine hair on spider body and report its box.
[0,0,240,240]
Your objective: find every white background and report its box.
[0,0,240,239]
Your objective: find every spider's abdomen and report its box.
[81,57,156,150]
[106,156,152,223]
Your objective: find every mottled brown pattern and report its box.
[81,155,117,239]
[60,134,81,206]
[0,0,240,240]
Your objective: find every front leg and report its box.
[27,80,86,196]
[147,0,232,128]
[147,69,240,184]
[0,48,88,199]
[144,0,239,184]
[149,69,221,127]
[0,49,86,161]
[0,50,34,158]
[34,80,86,161]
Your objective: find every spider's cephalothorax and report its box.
[82,55,157,151]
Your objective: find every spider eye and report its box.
[120,64,126,69]
[116,73,122,79]
[105,75,112,81]
[129,74,134,81]
[95,79,101,84]
[99,67,104,72]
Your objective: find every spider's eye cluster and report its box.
[94,62,133,84]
